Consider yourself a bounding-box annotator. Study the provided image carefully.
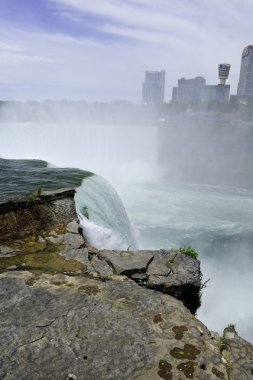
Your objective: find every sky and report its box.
[0,0,252,102]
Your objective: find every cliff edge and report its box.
[0,189,252,380]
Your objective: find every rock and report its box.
[90,255,114,280]
[46,235,64,244]
[220,327,253,379]
[67,220,80,234]
[0,188,77,240]
[146,250,201,314]
[67,374,77,380]
[0,245,21,257]
[0,271,230,380]
[63,232,85,248]
[0,246,14,255]
[97,249,154,274]
[60,249,100,279]
[7,265,18,271]
[97,249,201,314]
[37,235,45,243]
[0,188,252,379]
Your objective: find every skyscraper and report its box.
[142,70,165,104]
[172,76,206,103]
[237,45,253,96]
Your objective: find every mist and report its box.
[1,100,253,343]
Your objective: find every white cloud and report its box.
[0,0,253,100]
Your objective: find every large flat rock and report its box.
[97,249,154,274]
[146,250,201,314]
[0,271,229,380]
[97,249,201,314]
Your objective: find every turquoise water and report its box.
[0,158,92,202]
[113,179,253,341]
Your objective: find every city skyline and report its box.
[237,45,253,96]
[0,0,252,102]
[142,70,165,104]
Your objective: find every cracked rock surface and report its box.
[0,271,228,380]
[1,188,253,379]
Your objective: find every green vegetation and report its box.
[26,187,43,204]
[166,258,174,266]
[226,324,236,331]
[165,253,177,268]
[0,238,87,277]
[179,246,198,260]
[218,337,229,351]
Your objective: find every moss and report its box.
[0,247,87,277]
[218,337,229,352]
[78,285,101,296]
[177,361,197,379]
[50,281,68,286]
[25,277,37,286]
[170,344,200,360]
[26,187,43,204]
[153,314,164,324]
[172,326,188,340]
[157,360,173,380]
[212,367,225,379]
[179,246,198,260]
[165,253,177,269]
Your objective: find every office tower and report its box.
[200,84,230,102]
[172,76,206,103]
[218,64,231,85]
[142,70,165,104]
[237,45,253,96]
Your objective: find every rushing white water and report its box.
[1,118,253,342]
[113,180,253,341]
[75,175,137,250]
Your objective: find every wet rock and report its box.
[0,188,77,240]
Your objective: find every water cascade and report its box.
[1,111,253,342]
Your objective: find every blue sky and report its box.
[0,0,252,101]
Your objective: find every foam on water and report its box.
[75,174,138,250]
[79,215,126,250]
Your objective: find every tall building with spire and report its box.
[237,45,253,96]
[142,70,165,104]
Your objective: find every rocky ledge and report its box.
[0,189,253,380]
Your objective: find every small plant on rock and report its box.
[218,337,229,351]
[226,324,236,331]
[26,187,43,204]
[179,246,198,260]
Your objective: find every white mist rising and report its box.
[1,101,253,342]
[0,102,160,183]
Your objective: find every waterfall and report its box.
[75,175,138,250]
